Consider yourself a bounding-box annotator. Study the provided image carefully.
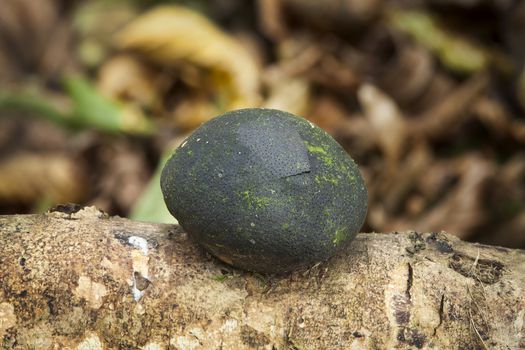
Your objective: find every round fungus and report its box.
[161,108,368,274]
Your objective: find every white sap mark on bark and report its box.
[0,302,16,338]
[220,319,238,333]
[129,236,149,255]
[74,276,108,309]
[128,236,150,301]
[76,334,103,350]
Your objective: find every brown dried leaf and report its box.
[411,73,489,138]
[0,152,86,204]
[336,116,378,157]
[171,97,221,133]
[0,0,74,81]
[263,39,321,85]
[266,37,361,92]
[389,155,496,239]
[470,95,525,143]
[0,117,68,156]
[307,95,352,135]
[366,144,433,230]
[378,45,435,106]
[97,55,163,112]
[381,143,433,213]
[90,140,150,214]
[257,0,288,40]
[115,5,261,109]
[510,120,525,142]
[358,83,407,168]
[471,96,510,138]
[281,0,380,34]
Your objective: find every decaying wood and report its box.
[0,206,524,349]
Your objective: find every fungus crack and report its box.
[281,169,311,179]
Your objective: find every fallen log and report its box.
[0,206,524,349]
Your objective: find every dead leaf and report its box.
[339,119,378,156]
[381,143,432,213]
[281,0,380,34]
[358,83,407,168]
[510,120,525,142]
[389,155,496,239]
[378,45,435,106]
[171,96,221,133]
[0,152,86,204]
[471,96,510,138]
[411,73,488,138]
[0,0,74,81]
[89,140,150,214]
[97,54,163,112]
[115,5,261,109]
[263,39,321,85]
[470,94,525,143]
[257,0,288,40]
[263,77,310,117]
[307,95,350,135]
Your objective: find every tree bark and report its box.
[0,206,524,349]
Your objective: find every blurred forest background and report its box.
[0,0,524,249]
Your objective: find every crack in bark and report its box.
[433,294,445,336]
[406,263,413,300]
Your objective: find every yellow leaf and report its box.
[115,5,260,109]
[263,77,310,117]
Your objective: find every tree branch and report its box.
[0,207,524,349]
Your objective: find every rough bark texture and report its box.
[0,206,524,349]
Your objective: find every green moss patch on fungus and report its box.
[332,228,350,245]
[239,190,273,210]
[315,174,340,186]
[304,141,336,167]
[305,142,328,155]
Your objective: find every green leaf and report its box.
[63,75,156,135]
[0,76,157,135]
[130,150,178,224]
[0,90,74,127]
[388,10,509,74]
